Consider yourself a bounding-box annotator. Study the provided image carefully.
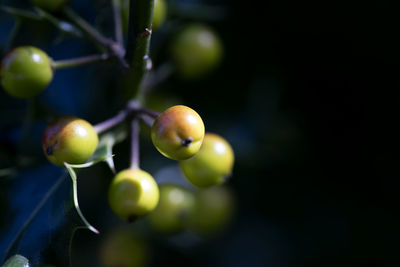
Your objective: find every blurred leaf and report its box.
[0,6,82,38]
[35,8,83,38]
[2,254,29,267]
[0,6,40,20]
[0,165,76,266]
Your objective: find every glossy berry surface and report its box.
[180,133,234,187]
[42,117,98,166]
[170,23,223,79]
[1,46,53,98]
[151,105,205,160]
[31,0,69,11]
[108,169,159,221]
[147,184,195,233]
[188,186,235,237]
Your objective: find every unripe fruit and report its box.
[147,184,195,233]
[31,0,69,11]
[42,117,98,166]
[170,23,223,79]
[151,105,205,160]
[121,0,167,32]
[100,227,148,267]
[108,169,159,221]
[188,186,235,237]
[180,133,234,187]
[1,46,53,98]
[152,0,167,30]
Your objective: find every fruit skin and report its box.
[108,169,159,221]
[147,184,195,233]
[180,133,234,187]
[121,0,167,32]
[42,117,98,166]
[188,186,235,237]
[1,46,53,98]
[170,23,223,79]
[151,105,205,160]
[31,0,69,11]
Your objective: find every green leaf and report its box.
[93,127,128,174]
[2,255,29,267]
[64,163,100,234]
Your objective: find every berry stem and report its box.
[139,108,160,118]
[112,0,124,47]
[52,53,111,70]
[124,0,154,99]
[93,111,127,134]
[130,119,140,169]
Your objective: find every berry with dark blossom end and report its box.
[108,169,159,221]
[31,0,69,11]
[170,23,223,79]
[151,105,205,160]
[180,133,234,188]
[42,117,98,166]
[147,184,195,233]
[1,46,53,98]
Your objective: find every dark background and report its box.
[1,0,400,266]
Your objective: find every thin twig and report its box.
[52,53,111,70]
[93,111,127,133]
[130,119,140,169]
[63,7,113,49]
[112,0,124,47]
[62,6,127,67]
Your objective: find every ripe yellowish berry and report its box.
[42,117,98,166]
[151,105,205,160]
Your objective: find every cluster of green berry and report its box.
[40,105,234,225]
[0,0,233,235]
[1,0,223,99]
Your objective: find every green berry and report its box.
[147,184,195,233]
[170,23,223,79]
[1,46,53,98]
[100,227,148,267]
[151,105,205,160]
[31,0,69,11]
[152,0,167,30]
[180,133,234,187]
[42,117,98,166]
[108,169,159,221]
[121,0,167,32]
[188,186,235,237]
